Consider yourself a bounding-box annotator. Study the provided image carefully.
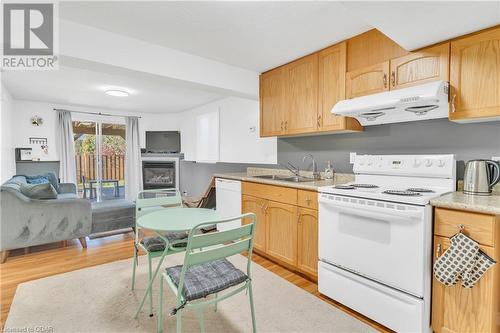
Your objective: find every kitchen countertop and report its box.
[214,168,354,191]
[430,191,500,215]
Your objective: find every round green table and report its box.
[137,207,220,232]
[134,208,220,318]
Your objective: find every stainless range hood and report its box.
[332,81,449,126]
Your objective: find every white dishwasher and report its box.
[215,178,242,231]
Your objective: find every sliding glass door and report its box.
[73,119,126,202]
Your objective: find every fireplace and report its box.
[142,161,176,189]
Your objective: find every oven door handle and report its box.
[322,201,422,221]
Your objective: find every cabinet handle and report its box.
[436,243,441,258]
[451,94,456,113]
[306,197,311,205]
[317,115,322,128]
[297,213,303,223]
[285,121,288,131]
[391,71,396,87]
[280,121,284,131]
[383,74,388,88]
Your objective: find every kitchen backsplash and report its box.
[181,118,500,196]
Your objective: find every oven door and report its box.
[319,193,430,297]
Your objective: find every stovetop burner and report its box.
[383,190,422,196]
[407,188,434,193]
[334,185,355,190]
[351,184,379,189]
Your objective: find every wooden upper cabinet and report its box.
[260,67,287,137]
[318,42,361,132]
[284,54,319,135]
[266,201,298,266]
[390,43,450,90]
[242,195,267,253]
[297,207,318,279]
[449,27,500,122]
[347,29,408,72]
[346,61,390,98]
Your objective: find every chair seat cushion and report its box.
[140,232,188,252]
[166,259,248,301]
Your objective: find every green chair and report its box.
[157,213,257,333]
[132,188,188,317]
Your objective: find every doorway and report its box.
[73,120,126,201]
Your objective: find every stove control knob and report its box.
[437,159,446,167]
[425,159,433,167]
[413,158,422,167]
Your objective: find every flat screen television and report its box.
[145,131,181,153]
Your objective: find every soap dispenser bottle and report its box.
[324,161,334,179]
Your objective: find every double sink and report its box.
[251,174,315,183]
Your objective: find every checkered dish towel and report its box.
[433,232,496,288]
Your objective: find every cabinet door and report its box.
[241,195,267,253]
[285,54,319,135]
[450,27,500,121]
[260,68,286,136]
[346,61,390,98]
[390,43,450,90]
[195,110,219,163]
[318,42,348,131]
[432,236,496,333]
[266,201,298,266]
[297,208,318,278]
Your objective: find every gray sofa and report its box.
[0,175,92,263]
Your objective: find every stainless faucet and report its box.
[278,162,301,177]
[302,154,321,180]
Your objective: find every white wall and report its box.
[1,82,16,182]
[179,97,277,164]
[9,99,179,162]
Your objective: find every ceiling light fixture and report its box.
[105,89,129,97]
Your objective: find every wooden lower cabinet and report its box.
[241,182,318,279]
[242,194,267,252]
[432,236,498,333]
[297,208,318,279]
[266,201,298,266]
[432,208,500,333]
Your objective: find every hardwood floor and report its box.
[0,233,391,332]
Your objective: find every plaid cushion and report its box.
[166,259,247,301]
[200,224,217,233]
[140,232,188,252]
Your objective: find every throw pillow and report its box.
[45,172,60,193]
[20,183,58,200]
[25,175,49,184]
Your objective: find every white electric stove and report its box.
[318,154,455,333]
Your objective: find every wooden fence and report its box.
[76,154,125,182]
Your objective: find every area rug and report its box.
[5,254,376,333]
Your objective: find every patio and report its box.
[77,184,125,202]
